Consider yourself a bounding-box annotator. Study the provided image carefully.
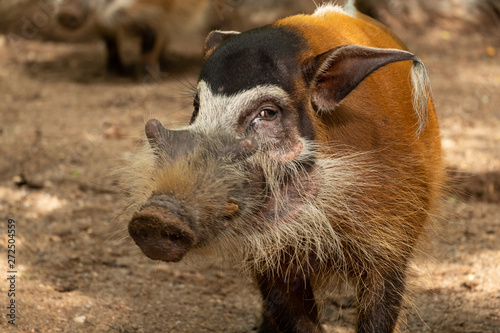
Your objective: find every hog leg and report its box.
[256,272,324,333]
[135,22,163,81]
[102,33,124,75]
[355,266,407,333]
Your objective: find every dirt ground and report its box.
[0,10,499,333]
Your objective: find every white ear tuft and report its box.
[410,58,432,136]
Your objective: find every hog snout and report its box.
[128,198,195,262]
[57,0,90,30]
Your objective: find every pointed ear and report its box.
[305,45,419,112]
[203,30,240,59]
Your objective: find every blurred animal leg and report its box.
[103,32,124,75]
[356,266,407,333]
[136,22,164,80]
[256,271,324,333]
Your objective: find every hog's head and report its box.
[126,25,426,263]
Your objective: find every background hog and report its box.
[57,0,220,77]
[121,2,443,332]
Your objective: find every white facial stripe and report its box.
[191,80,290,133]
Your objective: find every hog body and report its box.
[57,0,218,77]
[122,3,443,332]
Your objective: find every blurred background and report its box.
[0,1,499,332]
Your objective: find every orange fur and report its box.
[275,8,443,217]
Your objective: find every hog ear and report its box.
[203,30,240,59]
[306,45,419,112]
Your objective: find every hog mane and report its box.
[183,141,440,301]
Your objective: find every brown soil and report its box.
[0,18,499,333]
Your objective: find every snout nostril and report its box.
[136,228,149,241]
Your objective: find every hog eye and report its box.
[257,108,278,120]
[249,104,280,127]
